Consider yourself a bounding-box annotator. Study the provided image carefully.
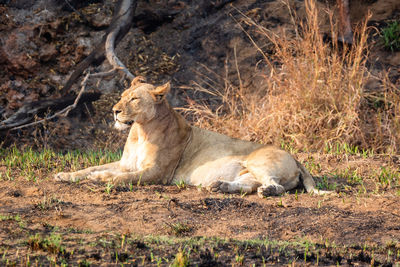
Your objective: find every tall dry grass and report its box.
[185,0,400,154]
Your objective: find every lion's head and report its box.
[112,77,171,130]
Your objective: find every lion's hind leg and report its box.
[207,172,261,194]
[257,176,286,198]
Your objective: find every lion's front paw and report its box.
[54,172,74,182]
[257,184,285,198]
[87,171,113,183]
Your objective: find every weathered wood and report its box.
[0,92,101,131]
[60,0,137,95]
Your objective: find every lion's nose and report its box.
[113,108,122,114]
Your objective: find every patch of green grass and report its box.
[280,140,299,154]
[78,259,92,267]
[149,251,164,266]
[324,143,374,157]
[0,214,21,222]
[35,196,63,210]
[2,231,399,266]
[304,158,322,175]
[345,169,364,186]
[0,168,12,181]
[381,21,400,52]
[0,214,25,228]
[0,146,122,180]
[27,233,66,254]
[166,222,192,236]
[316,175,338,191]
[376,166,400,188]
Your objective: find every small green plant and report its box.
[78,259,91,267]
[121,234,126,249]
[27,233,65,254]
[150,251,163,265]
[105,182,114,195]
[35,196,62,210]
[346,170,363,186]
[0,169,12,180]
[167,222,192,236]
[0,214,25,228]
[137,173,143,186]
[304,241,310,262]
[235,253,244,265]
[277,198,284,207]
[239,188,247,198]
[376,166,400,188]
[171,249,190,267]
[175,180,187,190]
[316,175,331,190]
[280,140,298,154]
[305,159,321,175]
[381,21,400,52]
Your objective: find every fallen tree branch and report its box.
[0,91,101,131]
[0,0,137,132]
[8,71,91,131]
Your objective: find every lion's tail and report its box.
[295,159,331,195]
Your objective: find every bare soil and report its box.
[1,163,400,265]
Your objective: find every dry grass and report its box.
[185,0,400,153]
[363,74,400,153]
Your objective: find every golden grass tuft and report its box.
[185,0,399,153]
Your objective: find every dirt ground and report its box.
[1,162,400,265]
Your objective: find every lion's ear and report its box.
[130,76,146,87]
[151,82,170,102]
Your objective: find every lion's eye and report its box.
[130,97,138,102]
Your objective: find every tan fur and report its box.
[55,80,330,197]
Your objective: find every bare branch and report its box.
[90,68,118,78]
[10,71,91,131]
[0,91,101,131]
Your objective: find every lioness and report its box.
[55,77,328,197]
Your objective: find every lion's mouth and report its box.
[116,119,134,126]
[114,119,134,131]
